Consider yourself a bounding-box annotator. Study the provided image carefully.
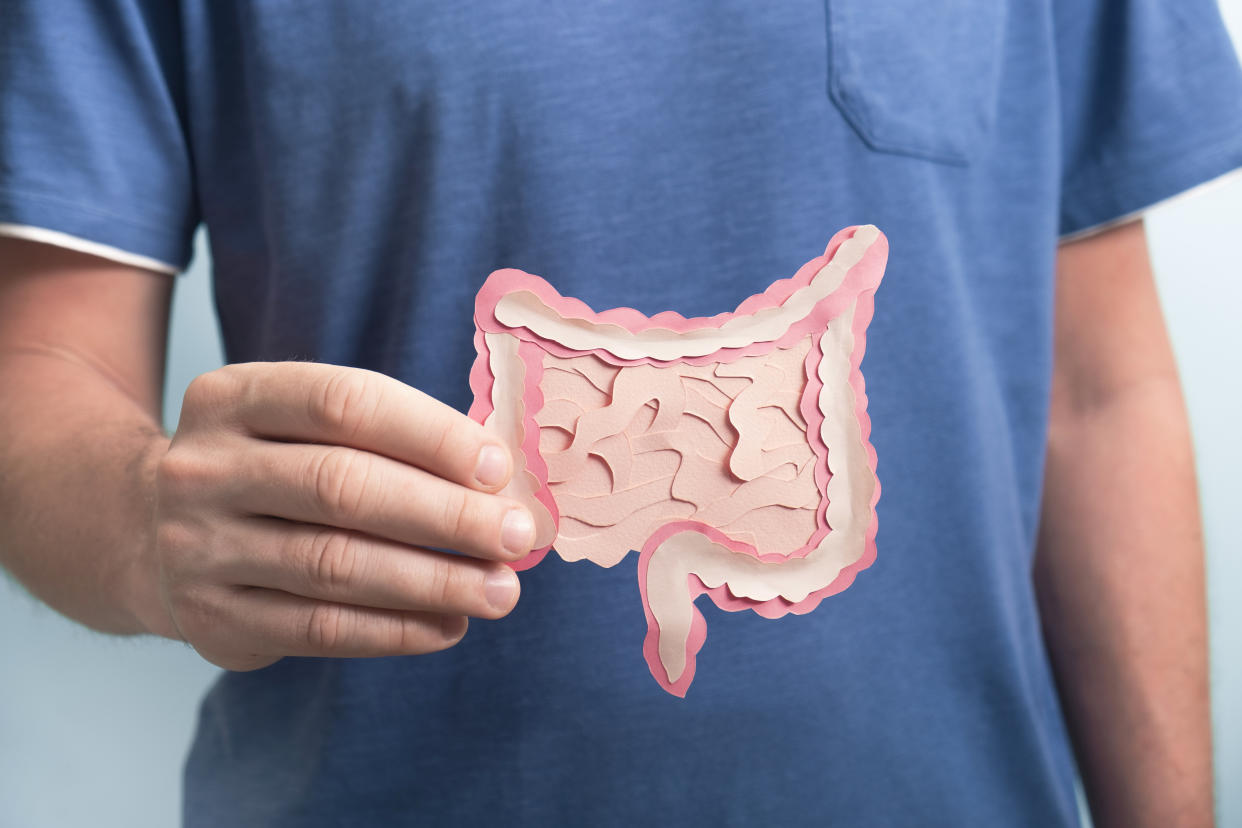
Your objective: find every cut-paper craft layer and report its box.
[469,225,887,697]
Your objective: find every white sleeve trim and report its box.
[1059,166,1242,244]
[0,223,180,274]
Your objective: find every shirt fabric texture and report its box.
[3,2,1242,826]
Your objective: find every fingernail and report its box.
[484,569,518,610]
[473,445,510,488]
[441,615,467,640]
[501,509,534,557]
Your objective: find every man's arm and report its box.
[1035,219,1212,827]
[0,238,173,633]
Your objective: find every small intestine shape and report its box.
[468,225,887,696]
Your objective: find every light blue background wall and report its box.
[3,8,1242,825]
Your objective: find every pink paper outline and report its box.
[468,226,886,693]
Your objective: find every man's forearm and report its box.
[0,348,169,635]
[1035,375,1211,827]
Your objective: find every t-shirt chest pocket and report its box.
[825,0,1006,165]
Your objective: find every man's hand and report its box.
[140,362,533,671]
[0,237,531,671]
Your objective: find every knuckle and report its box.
[154,520,197,560]
[438,486,478,543]
[304,602,347,652]
[309,447,373,519]
[395,616,437,654]
[425,556,463,610]
[304,529,362,592]
[183,369,238,413]
[310,371,381,440]
[167,583,221,642]
[180,584,219,625]
[426,417,457,469]
[155,448,209,497]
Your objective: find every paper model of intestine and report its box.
[468,225,887,696]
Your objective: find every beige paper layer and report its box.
[494,225,881,361]
[482,332,558,548]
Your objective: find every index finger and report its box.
[219,362,512,492]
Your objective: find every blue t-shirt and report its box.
[4,2,1242,826]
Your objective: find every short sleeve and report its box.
[1055,0,1242,238]
[0,1,199,270]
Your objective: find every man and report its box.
[1,1,1239,825]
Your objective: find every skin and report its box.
[1036,219,1212,827]
[0,219,1213,820]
